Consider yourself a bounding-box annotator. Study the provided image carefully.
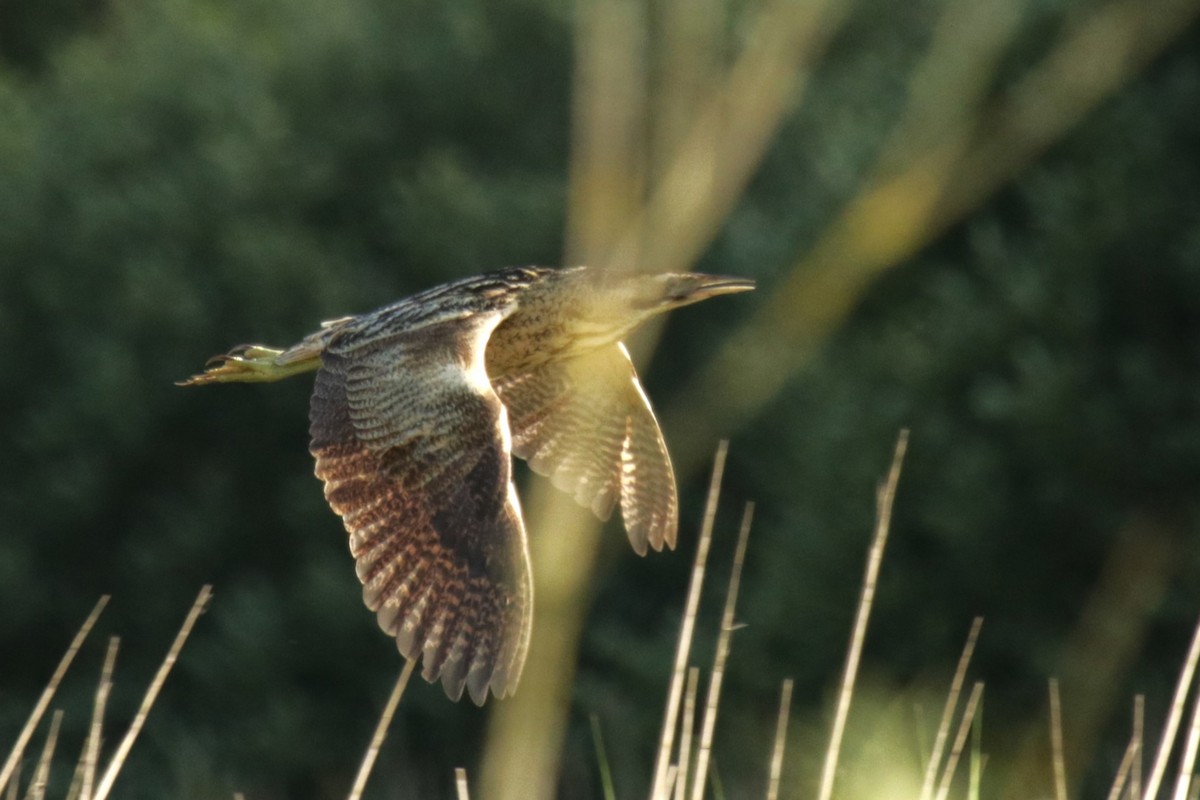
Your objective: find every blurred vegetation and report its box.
[1,0,1198,797]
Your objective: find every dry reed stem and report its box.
[93,586,211,800]
[454,767,470,800]
[969,713,985,800]
[1049,678,1069,800]
[1134,695,1145,799]
[66,769,83,800]
[675,667,700,800]
[663,765,679,799]
[766,679,793,800]
[650,441,728,800]
[0,596,108,796]
[25,709,64,800]
[1143,615,1200,800]
[933,682,985,800]
[76,637,119,800]
[919,616,984,800]
[817,429,909,800]
[347,658,417,800]
[1108,732,1143,800]
[1171,675,1200,800]
[689,502,754,800]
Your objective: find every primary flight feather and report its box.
[180,266,754,704]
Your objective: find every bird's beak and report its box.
[671,273,756,305]
[690,274,756,296]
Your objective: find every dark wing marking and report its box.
[491,343,678,554]
[309,312,532,705]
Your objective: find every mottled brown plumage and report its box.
[180,266,754,704]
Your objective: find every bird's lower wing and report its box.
[492,343,678,554]
[309,314,532,705]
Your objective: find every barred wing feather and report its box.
[491,343,678,554]
[308,312,532,705]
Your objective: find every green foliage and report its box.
[0,0,570,794]
[2,0,1199,796]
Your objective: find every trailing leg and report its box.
[177,343,322,386]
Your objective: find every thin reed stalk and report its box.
[817,430,909,800]
[26,709,64,800]
[650,442,728,800]
[675,667,699,800]
[1134,695,1145,799]
[1049,678,1069,800]
[1171,675,1200,800]
[689,502,754,800]
[1108,731,1142,800]
[920,617,984,800]
[934,682,985,800]
[347,658,417,800]
[79,638,119,800]
[1143,615,1200,800]
[93,586,212,800]
[969,702,984,800]
[0,596,108,796]
[766,679,793,800]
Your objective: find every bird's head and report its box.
[486,266,755,379]
[520,268,753,359]
[623,272,757,313]
[557,269,755,352]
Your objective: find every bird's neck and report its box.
[486,308,635,378]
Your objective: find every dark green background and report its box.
[2,0,1199,797]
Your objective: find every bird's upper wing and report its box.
[491,343,678,554]
[308,311,532,705]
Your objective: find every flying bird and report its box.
[180,266,754,704]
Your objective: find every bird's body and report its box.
[181,266,753,704]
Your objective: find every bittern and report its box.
[180,266,754,704]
